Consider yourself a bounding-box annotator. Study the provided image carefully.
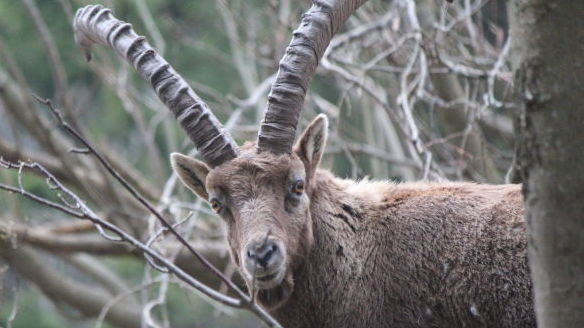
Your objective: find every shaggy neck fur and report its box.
[269,170,535,328]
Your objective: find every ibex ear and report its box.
[294,114,328,179]
[170,153,210,201]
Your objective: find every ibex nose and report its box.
[246,239,280,268]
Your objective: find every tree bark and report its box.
[510,1,584,327]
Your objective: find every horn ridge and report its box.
[74,4,239,167]
[257,0,368,154]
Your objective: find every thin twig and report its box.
[0,158,241,307]
[6,276,20,328]
[143,212,194,273]
[95,278,164,328]
[34,96,247,298]
[3,97,283,327]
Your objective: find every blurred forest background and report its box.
[0,0,516,327]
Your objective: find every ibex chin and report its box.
[74,1,535,327]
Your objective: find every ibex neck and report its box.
[272,170,386,327]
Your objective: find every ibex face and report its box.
[171,115,328,309]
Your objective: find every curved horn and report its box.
[257,0,368,154]
[74,5,239,168]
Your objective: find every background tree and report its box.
[510,1,584,327]
[1,0,522,327]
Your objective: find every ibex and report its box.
[74,1,535,327]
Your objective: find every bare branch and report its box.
[0,244,143,328]
[0,158,240,305]
[6,276,20,328]
[1,151,281,326]
[34,96,246,296]
[22,0,75,121]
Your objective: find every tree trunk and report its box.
[510,1,584,327]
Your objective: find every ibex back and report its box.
[74,1,535,327]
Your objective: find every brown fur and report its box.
[172,116,535,327]
[273,172,533,327]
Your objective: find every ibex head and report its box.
[74,0,366,310]
[172,115,327,308]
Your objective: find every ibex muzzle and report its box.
[243,236,285,287]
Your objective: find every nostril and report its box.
[259,244,278,267]
[246,240,281,269]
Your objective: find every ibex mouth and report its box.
[256,272,279,282]
[250,266,286,290]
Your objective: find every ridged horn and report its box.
[74,5,239,167]
[257,0,368,154]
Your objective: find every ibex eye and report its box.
[210,199,222,213]
[293,180,305,195]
